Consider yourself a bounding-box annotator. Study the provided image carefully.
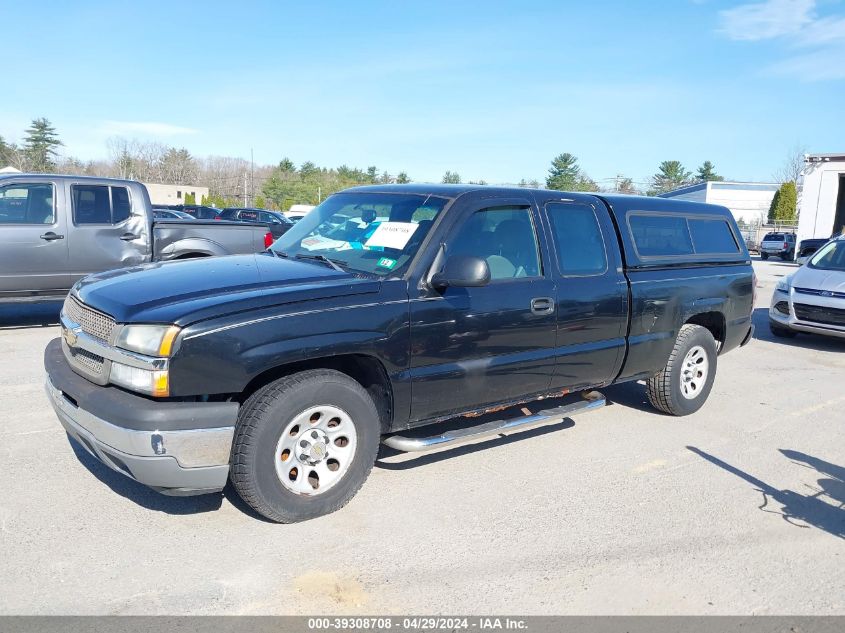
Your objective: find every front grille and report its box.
[794,287,845,300]
[63,296,116,343]
[793,303,845,327]
[67,346,105,375]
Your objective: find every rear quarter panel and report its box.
[619,264,754,381]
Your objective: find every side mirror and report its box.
[431,255,490,290]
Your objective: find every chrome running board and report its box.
[383,391,605,453]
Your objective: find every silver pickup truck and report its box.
[0,174,274,302]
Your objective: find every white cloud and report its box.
[719,0,815,41]
[719,0,845,80]
[99,121,199,137]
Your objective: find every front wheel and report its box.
[646,324,718,416]
[230,369,381,523]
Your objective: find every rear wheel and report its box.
[761,253,769,260]
[646,324,718,416]
[230,369,381,523]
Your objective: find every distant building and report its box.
[659,181,780,225]
[144,182,209,206]
[797,154,845,243]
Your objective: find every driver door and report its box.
[408,198,557,421]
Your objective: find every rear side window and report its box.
[72,185,132,224]
[688,218,739,254]
[546,202,607,275]
[629,215,693,257]
[0,183,54,224]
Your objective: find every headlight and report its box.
[110,363,169,397]
[775,277,791,293]
[115,324,180,357]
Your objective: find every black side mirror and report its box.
[431,255,490,290]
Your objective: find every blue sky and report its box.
[3,0,844,186]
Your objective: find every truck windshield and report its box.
[269,193,449,276]
[808,240,845,272]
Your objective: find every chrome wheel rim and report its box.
[680,345,709,400]
[274,405,357,496]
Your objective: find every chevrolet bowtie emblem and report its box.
[63,327,79,347]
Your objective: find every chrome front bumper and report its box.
[44,338,237,495]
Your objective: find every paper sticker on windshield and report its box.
[376,257,397,269]
[301,235,348,251]
[364,222,418,250]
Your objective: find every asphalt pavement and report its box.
[1,258,842,615]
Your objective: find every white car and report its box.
[769,236,845,339]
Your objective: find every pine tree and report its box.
[396,172,410,184]
[649,160,692,194]
[696,161,723,182]
[23,118,63,172]
[546,153,581,190]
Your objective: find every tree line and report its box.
[0,118,798,221]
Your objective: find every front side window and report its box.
[448,206,541,280]
[629,214,694,257]
[271,193,449,277]
[0,183,54,224]
[546,202,607,275]
[72,185,132,224]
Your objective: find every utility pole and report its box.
[243,172,248,207]
[250,148,255,208]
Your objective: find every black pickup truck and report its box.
[44,185,754,522]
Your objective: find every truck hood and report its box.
[792,265,845,293]
[73,253,380,325]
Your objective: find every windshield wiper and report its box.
[269,249,289,259]
[294,253,346,272]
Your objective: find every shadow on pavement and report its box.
[687,446,844,540]
[68,435,224,516]
[603,381,656,414]
[750,307,845,351]
[0,301,62,330]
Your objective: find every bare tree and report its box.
[773,143,807,184]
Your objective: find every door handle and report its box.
[40,232,64,241]
[530,297,554,315]
[120,232,140,241]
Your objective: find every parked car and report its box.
[759,232,796,260]
[165,204,220,220]
[44,185,754,522]
[153,208,194,221]
[0,174,275,302]
[769,235,845,339]
[217,207,294,239]
[796,238,830,265]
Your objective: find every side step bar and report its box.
[383,391,605,453]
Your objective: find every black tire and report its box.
[761,253,769,260]
[230,369,380,523]
[769,321,797,338]
[646,324,718,416]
